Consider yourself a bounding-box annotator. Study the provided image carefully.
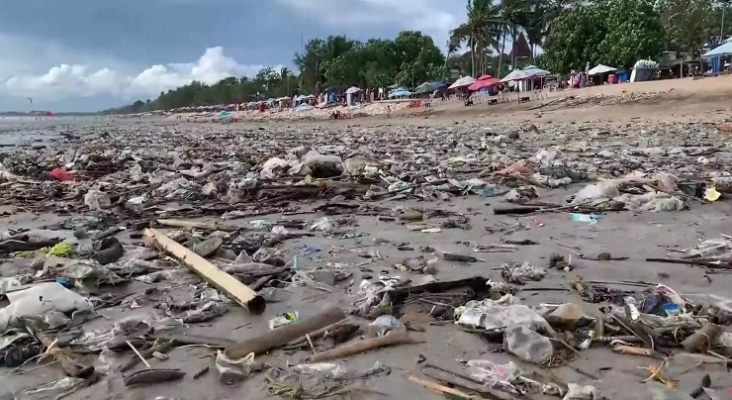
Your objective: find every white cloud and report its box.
[2,45,276,100]
[276,0,462,48]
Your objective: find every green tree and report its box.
[324,47,365,89]
[392,31,446,86]
[103,30,448,114]
[293,35,356,93]
[598,0,665,69]
[542,2,607,74]
[658,0,715,74]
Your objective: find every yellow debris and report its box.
[705,186,721,202]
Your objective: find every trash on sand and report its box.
[571,213,601,224]
[268,311,300,330]
[144,228,266,315]
[0,282,93,333]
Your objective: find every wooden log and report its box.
[308,331,423,362]
[224,307,346,360]
[36,331,94,378]
[682,324,722,353]
[144,228,265,314]
[155,219,238,231]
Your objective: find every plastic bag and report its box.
[0,282,93,333]
[563,383,598,400]
[369,315,405,335]
[260,157,289,179]
[467,359,522,387]
[503,325,553,364]
[309,217,335,234]
[455,295,550,332]
[572,180,621,204]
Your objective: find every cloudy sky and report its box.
[0,0,466,112]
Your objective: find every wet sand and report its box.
[2,79,732,400]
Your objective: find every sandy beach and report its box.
[2,76,732,400]
[158,75,732,125]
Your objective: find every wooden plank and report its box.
[144,228,265,314]
[155,219,238,231]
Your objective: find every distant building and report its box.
[509,32,532,64]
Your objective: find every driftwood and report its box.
[682,324,722,353]
[155,219,238,231]
[120,340,174,372]
[35,330,94,378]
[308,331,423,362]
[0,238,62,253]
[225,307,346,360]
[145,228,265,314]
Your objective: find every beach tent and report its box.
[468,74,499,91]
[523,65,550,76]
[295,104,313,112]
[413,81,447,94]
[501,69,536,98]
[345,86,362,94]
[413,81,431,91]
[588,64,617,75]
[448,76,476,89]
[388,88,412,98]
[500,69,533,82]
[703,41,732,58]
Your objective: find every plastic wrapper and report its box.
[455,294,551,332]
[0,282,93,333]
[503,325,553,364]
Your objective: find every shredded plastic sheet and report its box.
[0,282,93,333]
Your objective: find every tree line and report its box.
[103,0,731,114]
[102,31,450,114]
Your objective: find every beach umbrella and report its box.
[448,76,476,89]
[703,41,732,57]
[345,86,362,94]
[414,81,431,91]
[468,76,500,91]
[413,81,447,95]
[500,69,534,82]
[587,64,617,75]
[523,65,550,76]
[388,89,412,98]
[477,74,493,80]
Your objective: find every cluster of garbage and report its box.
[1,118,732,399]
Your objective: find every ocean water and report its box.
[0,116,102,148]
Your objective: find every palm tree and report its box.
[280,67,291,96]
[497,0,531,70]
[450,0,502,76]
[449,24,474,75]
[524,0,549,61]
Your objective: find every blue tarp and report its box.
[388,89,412,98]
[703,37,732,58]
